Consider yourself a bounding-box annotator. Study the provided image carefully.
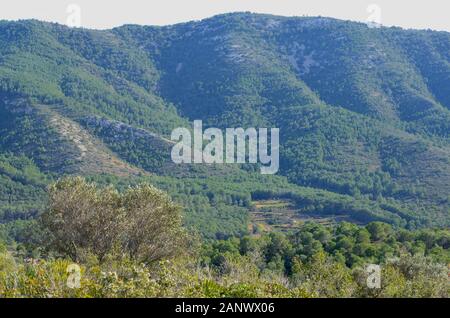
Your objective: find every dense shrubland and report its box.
[0,178,448,298]
[0,13,449,298]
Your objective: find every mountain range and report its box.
[0,12,449,239]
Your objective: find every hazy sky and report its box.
[1,0,450,32]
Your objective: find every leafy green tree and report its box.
[366,222,392,242]
[40,177,187,263]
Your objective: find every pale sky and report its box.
[1,0,450,32]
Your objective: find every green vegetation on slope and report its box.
[0,13,449,242]
[1,178,448,298]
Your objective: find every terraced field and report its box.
[249,199,364,234]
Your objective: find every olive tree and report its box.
[41,177,187,263]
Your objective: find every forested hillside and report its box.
[0,13,449,245]
[1,177,448,298]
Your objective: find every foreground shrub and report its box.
[40,177,187,264]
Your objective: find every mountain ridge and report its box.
[0,13,449,236]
